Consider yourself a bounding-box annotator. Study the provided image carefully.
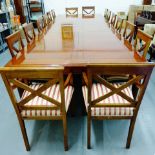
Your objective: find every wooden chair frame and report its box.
[43,14,50,30]
[47,11,53,23]
[51,10,56,23]
[115,17,123,40]
[110,13,117,33]
[84,65,153,149]
[106,10,112,27]
[82,6,95,18]
[104,8,108,20]
[123,21,136,51]
[134,29,153,60]
[66,8,78,17]
[23,23,36,52]
[0,66,71,151]
[36,17,45,35]
[23,23,36,44]
[107,10,111,22]
[5,31,24,58]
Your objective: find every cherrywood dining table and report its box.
[6,14,147,67]
[5,15,155,115]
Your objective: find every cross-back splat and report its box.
[82,6,95,18]
[66,8,78,17]
[5,31,24,58]
[123,21,136,51]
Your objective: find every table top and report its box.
[5,15,155,67]
[33,15,128,52]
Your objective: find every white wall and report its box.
[44,0,142,15]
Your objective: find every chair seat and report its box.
[21,84,74,117]
[82,83,134,116]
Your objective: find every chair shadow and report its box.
[46,117,84,149]
[92,120,104,147]
[30,120,47,147]
[92,120,130,148]
[104,120,129,148]
[29,117,84,149]
[67,117,84,148]
[47,120,64,145]
[30,120,64,149]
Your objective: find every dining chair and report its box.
[47,11,53,23]
[134,29,153,60]
[82,65,152,149]
[107,20,134,83]
[104,8,108,20]
[115,17,123,40]
[106,10,112,27]
[123,21,136,51]
[108,10,112,20]
[82,6,95,18]
[5,30,24,58]
[0,66,74,151]
[51,10,56,23]
[23,23,36,52]
[36,17,44,35]
[110,13,117,33]
[43,14,50,31]
[66,8,78,17]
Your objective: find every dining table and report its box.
[5,14,155,115]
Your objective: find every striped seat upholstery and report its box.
[82,83,134,116]
[21,84,74,117]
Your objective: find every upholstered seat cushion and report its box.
[82,83,134,116]
[144,24,155,46]
[21,84,74,117]
[144,24,155,36]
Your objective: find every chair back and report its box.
[104,8,108,19]
[111,13,117,33]
[5,31,24,58]
[51,10,56,23]
[106,10,112,27]
[86,64,153,117]
[66,8,78,17]
[123,21,135,51]
[107,10,111,23]
[23,23,36,52]
[23,23,36,44]
[43,14,49,29]
[82,6,95,18]
[47,11,53,23]
[0,66,67,118]
[36,17,44,34]
[115,17,123,40]
[134,29,152,59]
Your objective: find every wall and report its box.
[44,0,142,15]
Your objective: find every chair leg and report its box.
[126,118,136,149]
[63,116,68,151]
[87,112,91,149]
[18,118,30,151]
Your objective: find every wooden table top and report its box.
[33,15,128,52]
[5,15,155,67]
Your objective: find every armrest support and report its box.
[64,73,73,88]
[82,72,88,86]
